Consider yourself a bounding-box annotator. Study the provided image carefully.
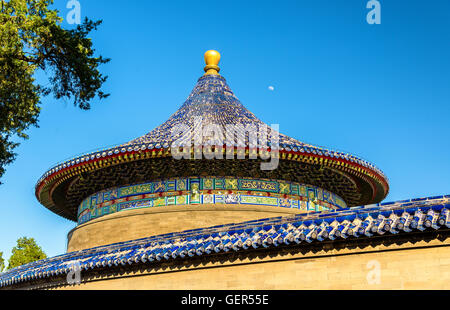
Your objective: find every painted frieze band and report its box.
[77,177,347,225]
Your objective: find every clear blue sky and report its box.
[0,0,449,263]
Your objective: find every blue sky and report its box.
[0,0,449,263]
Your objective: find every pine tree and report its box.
[0,252,4,272]
[7,237,47,270]
[0,0,110,183]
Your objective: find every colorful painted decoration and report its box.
[77,177,347,224]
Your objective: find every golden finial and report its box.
[204,50,221,75]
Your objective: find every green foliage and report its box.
[0,251,4,272]
[0,0,110,183]
[7,237,47,270]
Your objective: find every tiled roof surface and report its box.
[1,194,448,289]
[36,75,387,187]
[35,74,389,221]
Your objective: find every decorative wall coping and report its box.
[1,194,448,289]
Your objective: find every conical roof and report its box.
[35,51,389,221]
[124,74,307,149]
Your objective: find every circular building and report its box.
[34,51,389,252]
[4,51,448,291]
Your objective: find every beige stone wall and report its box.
[67,204,306,252]
[60,236,450,290]
[61,205,450,290]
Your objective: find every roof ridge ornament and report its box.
[204,50,221,75]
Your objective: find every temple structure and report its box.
[0,51,449,290]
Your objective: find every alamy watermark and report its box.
[66,0,81,25]
[366,0,381,25]
[366,259,381,285]
[170,117,280,171]
[66,260,81,285]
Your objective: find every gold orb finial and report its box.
[204,50,221,75]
